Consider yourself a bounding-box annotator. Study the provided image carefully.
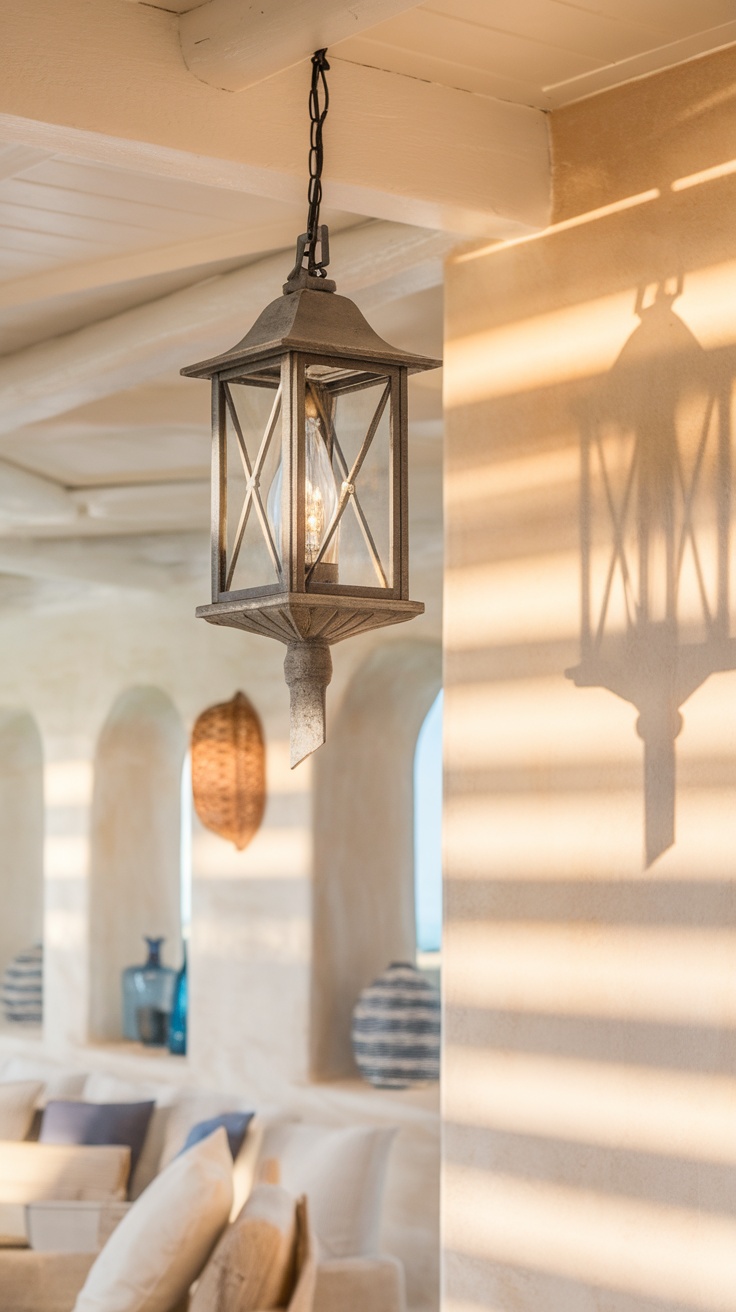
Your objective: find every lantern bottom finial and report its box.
[284,639,333,768]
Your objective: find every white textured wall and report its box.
[443,44,736,1312]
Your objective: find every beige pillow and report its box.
[0,1141,130,1203]
[73,1127,233,1312]
[0,1080,44,1140]
[190,1184,297,1312]
[257,1123,396,1260]
[0,1201,29,1247]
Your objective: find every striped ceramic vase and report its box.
[1,943,43,1025]
[351,961,440,1089]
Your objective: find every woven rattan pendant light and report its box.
[191,691,266,850]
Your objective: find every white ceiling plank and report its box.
[0,199,171,248]
[0,0,550,237]
[396,3,666,64]
[180,0,427,91]
[72,480,209,526]
[425,0,667,41]
[0,225,110,260]
[0,217,312,310]
[336,9,602,85]
[26,159,302,225]
[2,428,209,489]
[0,460,78,527]
[567,0,736,32]
[333,36,551,106]
[0,180,230,240]
[0,221,456,437]
[545,18,736,103]
[0,145,53,183]
[0,538,177,589]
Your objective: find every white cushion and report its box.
[257,1123,396,1260]
[315,1256,406,1312]
[0,1141,130,1204]
[0,1080,44,1139]
[3,1059,86,1108]
[82,1073,177,1200]
[73,1126,233,1312]
[26,1199,130,1253]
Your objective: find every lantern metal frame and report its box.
[183,287,439,627]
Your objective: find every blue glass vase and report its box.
[121,937,176,1045]
[168,943,187,1056]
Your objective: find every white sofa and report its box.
[0,1055,417,1312]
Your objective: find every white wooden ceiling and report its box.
[334,0,736,108]
[0,0,732,593]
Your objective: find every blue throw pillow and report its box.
[180,1111,254,1162]
[39,1100,155,1179]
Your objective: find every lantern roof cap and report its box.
[181,288,442,379]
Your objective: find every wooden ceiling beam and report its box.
[0,221,454,436]
[0,0,550,237]
[180,0,424,92]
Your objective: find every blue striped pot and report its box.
[2,942,43,1025]
[351,961,440,1089]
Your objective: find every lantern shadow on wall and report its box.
[566,280,736,867]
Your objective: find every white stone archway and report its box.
[89,687,187,1041]
[0,709,44,988]
[311,640,442,1079]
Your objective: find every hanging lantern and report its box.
[566,282,736,865]
[191,692,266,850]
[182,51,440,766]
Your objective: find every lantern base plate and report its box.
[196,591,424,646]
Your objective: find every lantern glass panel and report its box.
[221,375,282,596]
[305,362,395,593]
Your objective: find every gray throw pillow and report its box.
[39,1100,155,1181]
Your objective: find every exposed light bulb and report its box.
[267,390,339,580]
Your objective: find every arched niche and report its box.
[311,640,442,1079]
[0,709,44,995]
[89,687,187,1041]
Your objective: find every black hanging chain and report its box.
[305,49,330,275]
[284,49,335,291]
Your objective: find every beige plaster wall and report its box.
[0,709,43,978]
[443,44,736,1312]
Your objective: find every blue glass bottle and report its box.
[168,943,187,1056]
[121,937,176,1045]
